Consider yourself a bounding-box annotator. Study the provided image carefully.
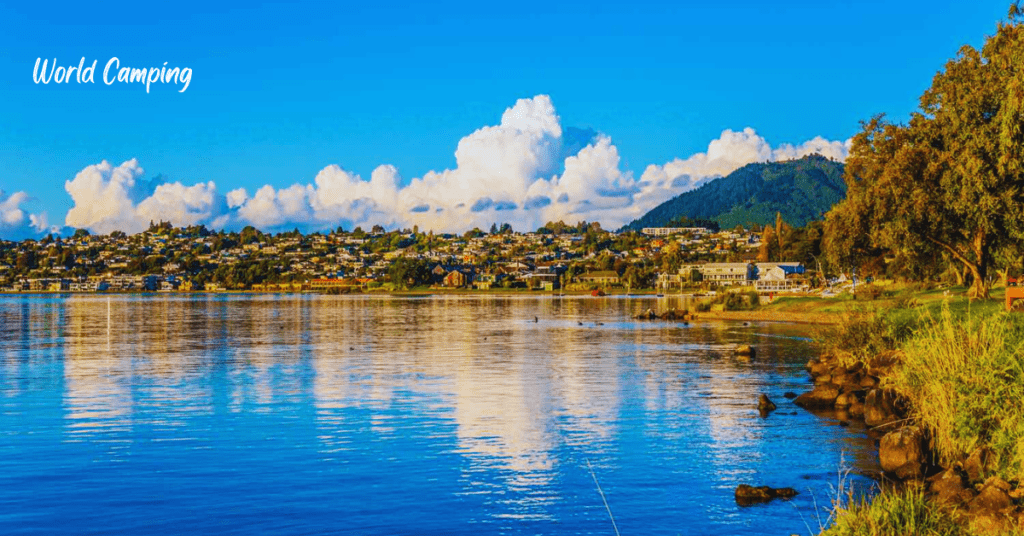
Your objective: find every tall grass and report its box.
[815,308,920,367]
[894,307,1024,482]
[821,485,968,536]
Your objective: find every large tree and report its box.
[825,6,1024,298]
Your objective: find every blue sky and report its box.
[0,0,1013,236]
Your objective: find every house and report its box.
[578,270,620,285]
[473,272,504,290]
[641,227,709,237]
[443,270,470,288]
[754,263,807,292]
[309,278,354,291]
[699,263,756,285]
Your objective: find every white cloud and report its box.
[0,189,51,239]
[64,159,226,235]
[56,96,852,235]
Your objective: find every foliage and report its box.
[702,290,760,311]
[894,308,1024,482]
[823,12,1024,299]
[815,309,920,367]
[621,154,846,232]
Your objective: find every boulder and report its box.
[969,483,1013,514]
[834,392,858,409]
[735,345,755,357]
[929,467,968,505]
[859,375,879,390]
[734,484,798,506]
[863,389,905,428]
[847,402,865,419]
[807,359,830,378]
[879,426,928,480]
[794,383,841,409]
[783,392,798,399]
[964,447,997,483]
[636,308,657,320]
[757,394,777,412]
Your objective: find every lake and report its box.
[0,294,878,535]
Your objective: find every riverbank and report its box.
[798,301,1024,535]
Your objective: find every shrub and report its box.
[857,284,885,301]
[816,309,921,367]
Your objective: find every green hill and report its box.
[621,154,846,231]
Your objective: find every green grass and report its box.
[893,307,1024,482]
[821,486,970,536]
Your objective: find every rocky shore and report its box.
[800,351,1024,533]
[633,307,847,325]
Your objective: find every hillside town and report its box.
[0,220,821,294]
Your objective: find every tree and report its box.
[824,9,1024,298]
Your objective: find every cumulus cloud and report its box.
[0,190,52,239]
[63,159,226,235]
[57,95,852,235]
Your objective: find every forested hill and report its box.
[621,154,847,231]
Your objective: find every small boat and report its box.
[591,289,606,297]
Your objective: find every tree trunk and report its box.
[967,230,990,300]
[952,264,965,286]
[966,262,989,300]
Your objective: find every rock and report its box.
[847,402,865,419]
[839,421,850,427]
[783,392,798,399]
[735,345,755,357]
[969,483,1013,514]
[834,392,858,409]
[734,484,798,506]
[757,394,777,412]
[863,389,905,428]
[813,374,833,385]
[879,426,928,480]
[859,375,879,390]
[929,467,968,505]
[636,308,657,320]
[794,383,841,409]
[964,447,997,483]
[808,360,830,378]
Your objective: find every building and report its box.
[309,278,353,291]
[443,270,470,288]
[699,263,756,285]
[754,263,807,292]
[641,227,710,237]
[577,271,620,285]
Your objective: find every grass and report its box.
[815,298,1024,535]
[821,485,971,536]
[893,307,1024,482]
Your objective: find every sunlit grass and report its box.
[821,485,969,536]
[894,308,1024,482]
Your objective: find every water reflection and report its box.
[0,294,879,535]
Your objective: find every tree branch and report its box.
[925,235,976,269]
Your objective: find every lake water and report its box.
[0,294,878,535]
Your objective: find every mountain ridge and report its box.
[621,154,846,231]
